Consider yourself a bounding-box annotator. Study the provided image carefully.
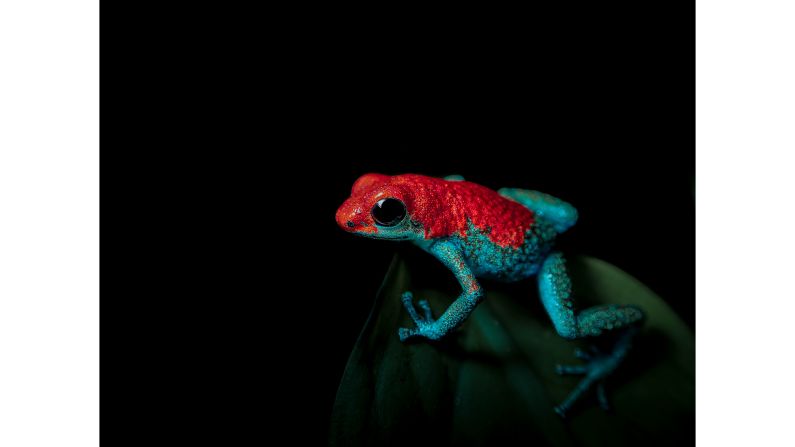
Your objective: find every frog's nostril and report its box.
[346,221,355,228]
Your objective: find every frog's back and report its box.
[392,174,537,247]
[396,174,559,282]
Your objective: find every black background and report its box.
[104,3,693,445]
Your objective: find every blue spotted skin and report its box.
[395,182,645,417]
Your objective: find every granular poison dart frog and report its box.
[336,173,645,417]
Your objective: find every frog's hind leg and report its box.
[498,188,578,233]
[554,327,638,416]
[537,251,645,417]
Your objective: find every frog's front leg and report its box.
[538,252,645,417]
[398,240,483,342]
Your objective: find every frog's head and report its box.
[336,173,424,241]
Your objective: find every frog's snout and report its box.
[335,200,359,232]
[336,199,378,235]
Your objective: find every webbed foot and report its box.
[554,328,638,418]
[398,291,443,341]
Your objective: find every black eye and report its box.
[371,198,406,226]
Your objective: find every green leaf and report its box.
[330,252,694,447]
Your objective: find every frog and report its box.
[335,172,645,417]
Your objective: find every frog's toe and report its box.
[554,347,624,417]
[401,291,435,325]
[398,326,418,342]
[553,404,569,419]
[555,364,587,375]
[401,291,421,323]
[416,299,434,322]
[572,345,604,360]
[399,292,446,342]
[596,382,611,411]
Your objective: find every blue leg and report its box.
[538,252,644,417]
[399,240,484,342]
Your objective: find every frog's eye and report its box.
[371,198,406,227]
